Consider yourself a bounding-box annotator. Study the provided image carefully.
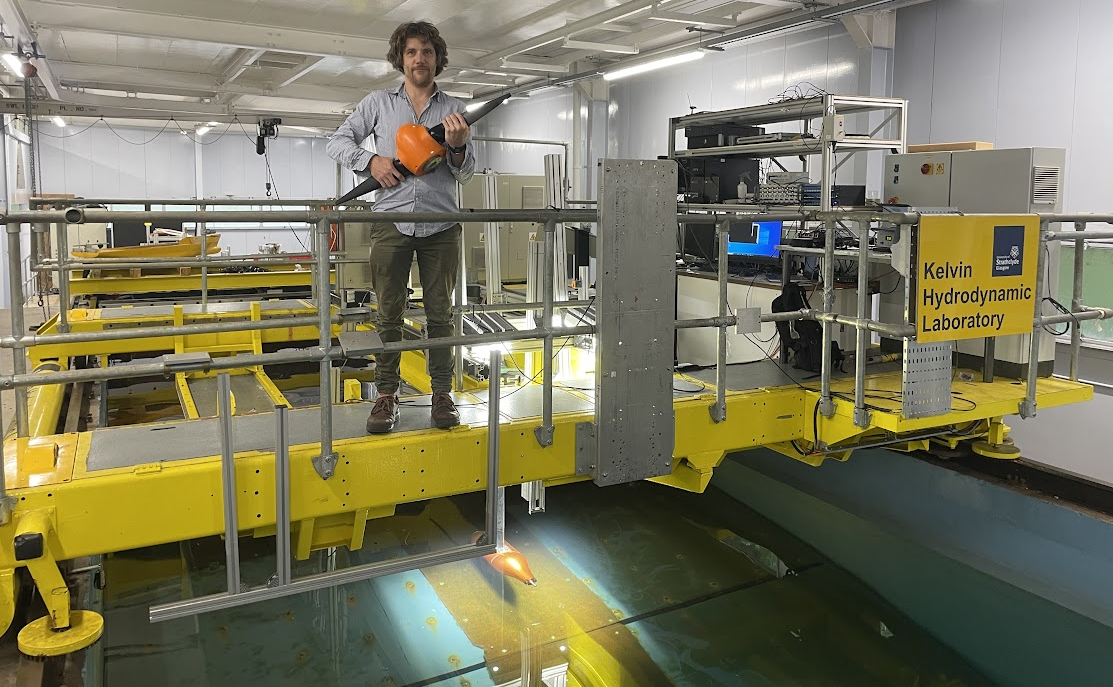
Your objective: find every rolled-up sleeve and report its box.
[326,93,377,174]
[447,141,476,186]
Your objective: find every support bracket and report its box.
[312,451,338,480]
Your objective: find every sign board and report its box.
[915,215,1039,343]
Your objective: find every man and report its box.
[327,20,474,433]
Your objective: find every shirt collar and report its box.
[392,81,443,100]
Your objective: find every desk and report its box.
[676,271,863,366]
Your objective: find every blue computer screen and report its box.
[727,221,782,258]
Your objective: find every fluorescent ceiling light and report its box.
[51,116,65,128]
[603,50,703,81]
[501,58,569,73]
[562,38,640,55]
[465,100,489,113]
[2,53,23,78]
[195,126,212,136]
[207,121,219,126]
[650,9,735,28]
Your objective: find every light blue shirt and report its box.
[326,82,476,237]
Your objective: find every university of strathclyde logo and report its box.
[993,225,1025,277]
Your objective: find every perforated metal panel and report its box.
[589,159,678,486]
[902,340,953,419]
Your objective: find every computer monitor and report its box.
[727,220,782,259]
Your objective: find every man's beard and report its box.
[407,67,433,87]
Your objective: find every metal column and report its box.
[485,350,504,549]
[1020,219,1049,418]
[1070,222,1086,382]
[455,219,467,391]
[200,223,211,313]
[311,217,338,479]
[53,222,70,332]
[853,221,871,427]
[710,220,729,423]
[818,101,837,418]
[217,373,241,594]
[274,404,292,586]
[483,174,504,304]
[6,222,29,437]
[534,219,556,447]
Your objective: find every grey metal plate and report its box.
[575,421,596,476]
[902,340,953,419]
[594,159,677,486]
[469,385,593,420]
[337,330,384,356]
[188,374,276,418]
[86,392,488,471]
[99,298,310,319]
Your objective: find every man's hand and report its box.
[369,154,404,188]
[443,112,469,149]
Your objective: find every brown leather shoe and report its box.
[366,394,399,434]
[431,391,460,429]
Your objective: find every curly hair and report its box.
[387,21,449,76]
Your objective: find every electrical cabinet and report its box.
[881,147,1066,377]
[460,173,546,284]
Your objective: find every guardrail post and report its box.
[217,373,241,594]
[1020,219,1048,418]
[1070,221,1086,382]
[710,220,729,423]
[534,219,556,446]
[312,216,338,480]
[6,222,29,437]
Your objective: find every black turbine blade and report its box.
[464,94,510,126]
[337,160,414,204]
[428,94,510,142]
[336,176,381,205]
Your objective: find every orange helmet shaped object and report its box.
[395,123,446,176]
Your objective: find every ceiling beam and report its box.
[478,0,660,67]
[19,0,484,66]
[221,48,266,85]
[272,56,324,89]
[50,59,370,103]
[649,8,737,29]
[0,97,346,127]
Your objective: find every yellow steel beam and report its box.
[175,374,199,420]
[68,269,320,297]
[2,370,1085,569]
[26,361,69,438]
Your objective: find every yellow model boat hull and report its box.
[72,235,220,259]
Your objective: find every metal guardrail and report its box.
[5,198,1111,618]
[1020,215,1113,418]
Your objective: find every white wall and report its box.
[474,88,574,176]
[608,24,877,181]
[476,23,885,197]
[894,0,1109,213]
[34,123,354,257]
[38,124,197,198]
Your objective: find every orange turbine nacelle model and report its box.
[395,123,446,176]
[472,533,537,586]
[336,94,509,204]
